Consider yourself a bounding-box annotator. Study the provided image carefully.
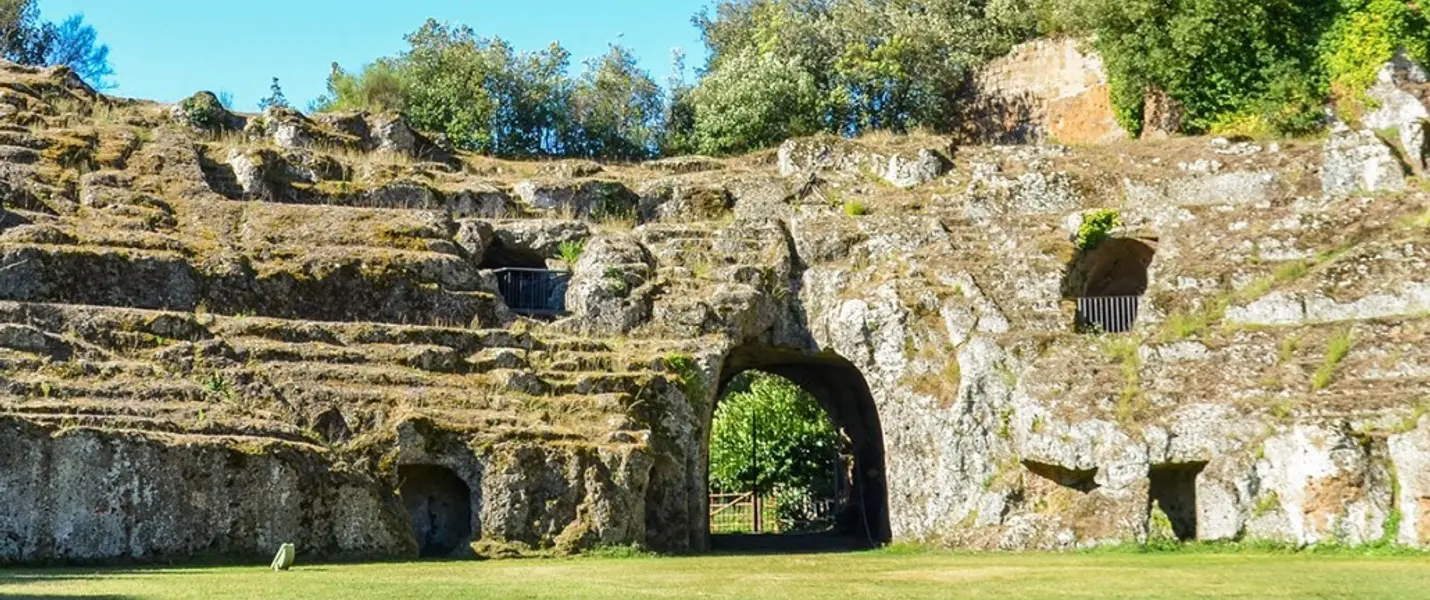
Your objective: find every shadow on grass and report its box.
[709,532,878,556]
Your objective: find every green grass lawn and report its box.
[3,549,1429,600]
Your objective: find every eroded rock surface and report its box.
[1,58,1430,566]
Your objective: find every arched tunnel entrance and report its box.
[1064,237,1157,298]
[705,346,890,551]
[397,464,473,557]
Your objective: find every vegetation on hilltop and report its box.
[0,0,112,89]
[316,21,665,160]
[1046,0,1430,137]
[313,0,1428,160]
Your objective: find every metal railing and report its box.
[492,268,571,315]
[1076,295,1142,333]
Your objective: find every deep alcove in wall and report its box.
[397,464,474,556]
[1148,462,1206,542]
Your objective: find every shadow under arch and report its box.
[397,464,473,557]
[1061,237,1158,298]
[702,344,891,552]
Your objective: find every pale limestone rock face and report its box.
[225,148,266,196]
[512,179,638,220]
[1124,170,1280,207]
[11,62,1430,565]
[1322,125,1408,196]
[1363,55,1429,171]
[0,420,414,563]
[1249,426,1391,546]
[776,137,951,188]
[371,113,417,155]
[1388,418,1430,545]
[564,235,654,335]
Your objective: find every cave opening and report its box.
[1063,238,1157,333]
[479,239,571,316]
[703,346,890,552]
[397,464,474,557]
[1148,462,1206,542]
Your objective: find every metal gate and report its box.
[492,268,570,315]
[707,415,848,535]
[1075,295,1142,333]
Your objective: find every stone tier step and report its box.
[0,243,505,327]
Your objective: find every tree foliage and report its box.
[571,45,664,160]
[690,0,1037,151]
[708,371,840,496]
[308,1,1430,159]
[690,49,819,155]
[316,19,663,160]
[1049,0,1429,136]
[0,2,113,89]
[258,77,289,111]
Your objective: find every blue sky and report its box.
[39,0,712,111]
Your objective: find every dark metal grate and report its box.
[1075,295,1142,333]
[493,268,571,315]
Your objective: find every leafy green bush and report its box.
[842,199,868,216]
[1051,0,1430,136]
[691,49,819,156]
[179,92,230,131]
[1076,209,1122,250]
[691,0,1037,150]
[316,59,408,113]
[557,240,585,264]
[1321,0,1430,104]
[708,371,839,496]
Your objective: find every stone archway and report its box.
[397,464,473,557]
[699,345,891,549]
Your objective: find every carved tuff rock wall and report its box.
[968,38,1128,145]
[2,53,1430,563]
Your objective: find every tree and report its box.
[708,371,840,497]
[0,3,114,89]
[258,77,289,111]
[691,0,1038,149]
[315,59,408,113]
[571,44,664,161]
[691,48,819,155]
[41,14,113,89]
[0,0,45,64]
[398,20,506,152]
[500,42,576,157]
[660,48,699,156]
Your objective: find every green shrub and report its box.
[1076,209,1122,250]
[842,199,868,216]
[709,371,839,496]
[1052,0,1428,136]
[1322,0,1430,104]
[179,92,230,131]
[557,240,585,264]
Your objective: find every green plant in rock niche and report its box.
[842,199,868,216]
[557,240,585,264]
[665,353,705,401]
[1076,209,1122,250]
